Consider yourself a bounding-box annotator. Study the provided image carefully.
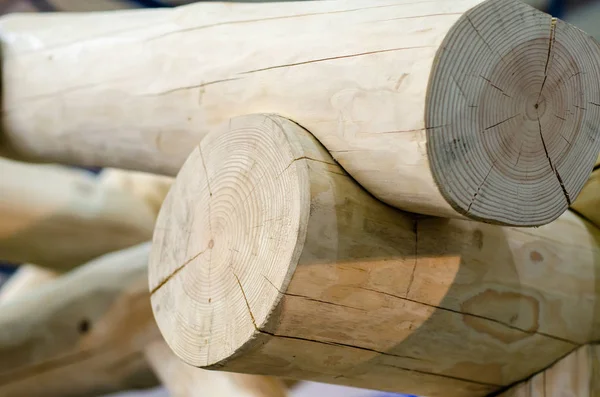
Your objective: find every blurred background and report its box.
[0,0,596,396]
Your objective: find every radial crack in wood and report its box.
[149,114,600,397]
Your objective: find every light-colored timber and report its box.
[98,168,173,216]
[498,344,600,397]
[149,114,600,397]
[0,248,291,397]
[2,0,599,226]
[145,340,289,397]
[572,168,600,228]
[0,158,156,270]
[0,243,160,397]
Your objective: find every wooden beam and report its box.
[2,0,599,226]
[148,114,600,397]
[497,344,600,396]
[0,158,156,270]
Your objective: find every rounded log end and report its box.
[426,0,600,226]
[148,114,310,367]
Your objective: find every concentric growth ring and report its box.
[427,0,600,226]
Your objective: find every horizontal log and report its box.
[0,158,156,270]
[97,168,173,216]
[2,0,600,226]
[572,168,600,228]
[0,243,160,397]
[0,247,291,397]
[498,344,600,396]
[149,114,600,397]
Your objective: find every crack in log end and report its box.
[150,249,207,295]
[537,118,572,206]
[480,75,511,97]
[232,271,258,329]
[537,18,557,104]
[467,162,495,214]
[535,17,571,206]
[465,16,505,65]
[484,114,519,131]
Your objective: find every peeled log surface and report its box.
[0,247,291,397]
[0,243,159,397]
[572,168,600,228]
[149,114,600,397]
[0,158,155,270]
[144,340,289,397]
[2,1,600,225]
[498,344,600,396]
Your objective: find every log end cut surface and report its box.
[149,114,310,368]
[427,0,600,226]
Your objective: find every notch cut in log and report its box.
[498,344,600,396]
[2,0,600,226]
[149,114,600,397]
[0,158,156,270]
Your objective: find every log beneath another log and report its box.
[149,114,600,397]
[0,158,156,270]
[498,344,600,396]
[2,0,599,226]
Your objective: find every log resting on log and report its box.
[498,344,600,397]
[0,247,290,397]
[2,0,600,226]
[0,158,156,270]
[148,114,600,397]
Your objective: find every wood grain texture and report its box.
[498,344,600,397]
[1,0,599,225]
[0,158,156,270]
[149,114,600,397]
[0,243,160,397]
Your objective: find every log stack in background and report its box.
[1,0,599,226]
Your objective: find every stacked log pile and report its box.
[0,0,600,396]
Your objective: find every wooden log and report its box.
[97,168,173,216]
[0,158,156,270]
[145,340,289,397]
[2,0,600,226]
[498,344,600,397]
[0,248,291,397]
[572,168,600,227]
[149,114,600,397]
[0,243,160,397]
